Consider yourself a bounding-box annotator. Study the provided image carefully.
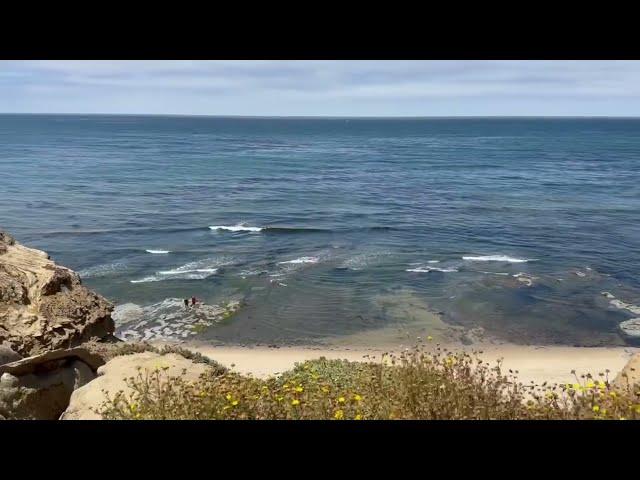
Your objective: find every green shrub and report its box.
[99,345,640,420]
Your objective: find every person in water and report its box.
[191,296,197,307]
[184,298,189,309]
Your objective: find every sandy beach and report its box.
[176,341,639,386]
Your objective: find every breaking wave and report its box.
[462,255,532,263]
[130,257,232,283]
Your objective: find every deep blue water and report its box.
[2,115,639,346]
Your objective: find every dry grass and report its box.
[99,344,640,420]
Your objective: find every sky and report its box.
[2,60,640,116]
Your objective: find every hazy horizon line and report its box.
[2,112,640,119]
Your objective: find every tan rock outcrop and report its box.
[61,351,210,420]
[0,347,103,419]
[0,231,115,356]
[613,353,640,390]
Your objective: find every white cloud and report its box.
[2,60,640,115]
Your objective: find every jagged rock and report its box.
[0,231,115,356]
[61,351,211,420]
[0,232,15,255]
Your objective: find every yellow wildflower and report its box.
[334,410,344,420]
[231,400,239,406]
[295,386,304,393]
[586,381,596,389]
[354,414,362,420]
[338,396,345,403]
[321,386,329,394]
[610,391,617,398]
[291,399,300,406]
[277,396,284,402]
[593,405,600,413]
[354,394,362,402]
[226,394,232,401]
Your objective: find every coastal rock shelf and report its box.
[602,291,640,344]
[0,231,115,356]
[114,299,241,342]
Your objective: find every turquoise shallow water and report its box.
[1,115,639,345]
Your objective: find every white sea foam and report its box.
[513,272,536,286]
[146,249,171,254]
[114,298,241,341]
[130,257,231,283]
[78,261,129,278]
[209,224,263,232]
[602,292,640,316]
[427,260,440,264]
[130,276,161,284]
[406,266,458,273]
[158,268,218,276]
[112,303,145,326]
[278,256,319,265]
[463,255,531,263]
[340,252,389,270]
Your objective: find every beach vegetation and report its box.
[99,345,640,420]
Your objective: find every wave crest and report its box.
[407,266,458,273]
[462,255,532,263]
[209,224,262,232]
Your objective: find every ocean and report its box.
[1,114,639,346]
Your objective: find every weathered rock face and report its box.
[0,347,104,419]
[61,351,211,420]
[0,343,22,365]
[613,353,640,390]
[0,231,115,356]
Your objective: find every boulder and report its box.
[0,231,115,356]
[0,352,97,419]
[61,351,211,420]
[0,343,22,365]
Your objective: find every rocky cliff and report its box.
[0,231,115,356]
